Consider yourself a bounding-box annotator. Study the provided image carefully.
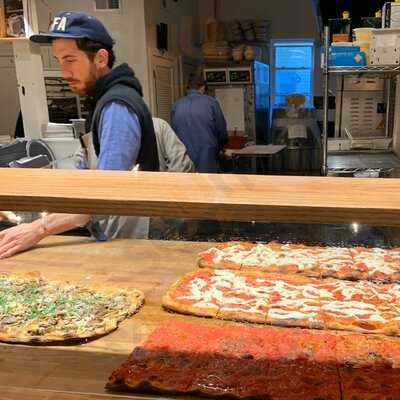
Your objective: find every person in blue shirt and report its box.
[171,73,228,173]
[0,11,159,259]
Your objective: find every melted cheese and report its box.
[176,270,400,329]
[355,255,396,275]
[268,308,317,320]
[209,243,400,279]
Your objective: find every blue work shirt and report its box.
[97,101,141,170]
[81,101,142,241]
[171,90,228,173]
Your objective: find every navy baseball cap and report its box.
[30,11,114,48]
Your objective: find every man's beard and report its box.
[67,64,101,95]
[67,80,85,95]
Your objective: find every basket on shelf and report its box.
[202,40,232,62]
[202,20,232,62]
[227,19,270,44]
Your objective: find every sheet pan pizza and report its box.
[199,242,400,282]
[163,268,400,336]
[107,320,400,400]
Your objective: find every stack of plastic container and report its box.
[353,28,373,64]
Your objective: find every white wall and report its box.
[198,0,216,43]
[36,0,151,103]
[199,0,322,96]
[144,0,201,112]
[144,0,200,58]
[199,0,318,41]
[0,42,20,139]
[215,0,317,39]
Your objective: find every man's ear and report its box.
[94,49,109,68]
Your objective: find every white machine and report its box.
[204,61,270,144]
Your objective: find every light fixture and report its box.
[351,222,359,234]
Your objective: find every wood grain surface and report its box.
[2,236,400,400]
[1,168,400,226]
[0,236,226,400]
[0,386,164,400]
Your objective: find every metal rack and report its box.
[327,167,393,177]
[322,26,400,175]
[44,76,85,124]
[329,65,400,76]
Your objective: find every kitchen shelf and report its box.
[322,26,400,175]
[0,37,28,42]
[229,40,269,47]
[329,65,400,76]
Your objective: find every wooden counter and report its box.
[0,236,226,400]
[1,168,400,226]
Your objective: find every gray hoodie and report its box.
[152,118,195,172]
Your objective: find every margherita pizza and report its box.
[163,269,400,336]
[0,272,144,343]
[198,242,400,282]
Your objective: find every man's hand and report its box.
[0,214,91,259]
[0,221,46,259]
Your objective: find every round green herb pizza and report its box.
[0,272,144,343]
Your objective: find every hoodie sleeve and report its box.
[154,118,195,172]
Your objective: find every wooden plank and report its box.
[0,168,400,226]
[0,237,216,400]
[0,37,29,42]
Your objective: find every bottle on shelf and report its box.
[329,11,352,43]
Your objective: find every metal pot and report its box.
[282,146,310,171]
[273,125,321,172]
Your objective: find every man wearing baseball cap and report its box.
[0,11,159,259]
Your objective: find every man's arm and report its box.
[0,102,142,259]
[212,100,228,151]
[96,101,141,171]
[0,213,90,259]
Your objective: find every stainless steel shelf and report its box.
[328,167,394,178]
[322,25,400,176]
[329,65,400,75]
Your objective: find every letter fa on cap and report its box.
[51,16,67,32]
